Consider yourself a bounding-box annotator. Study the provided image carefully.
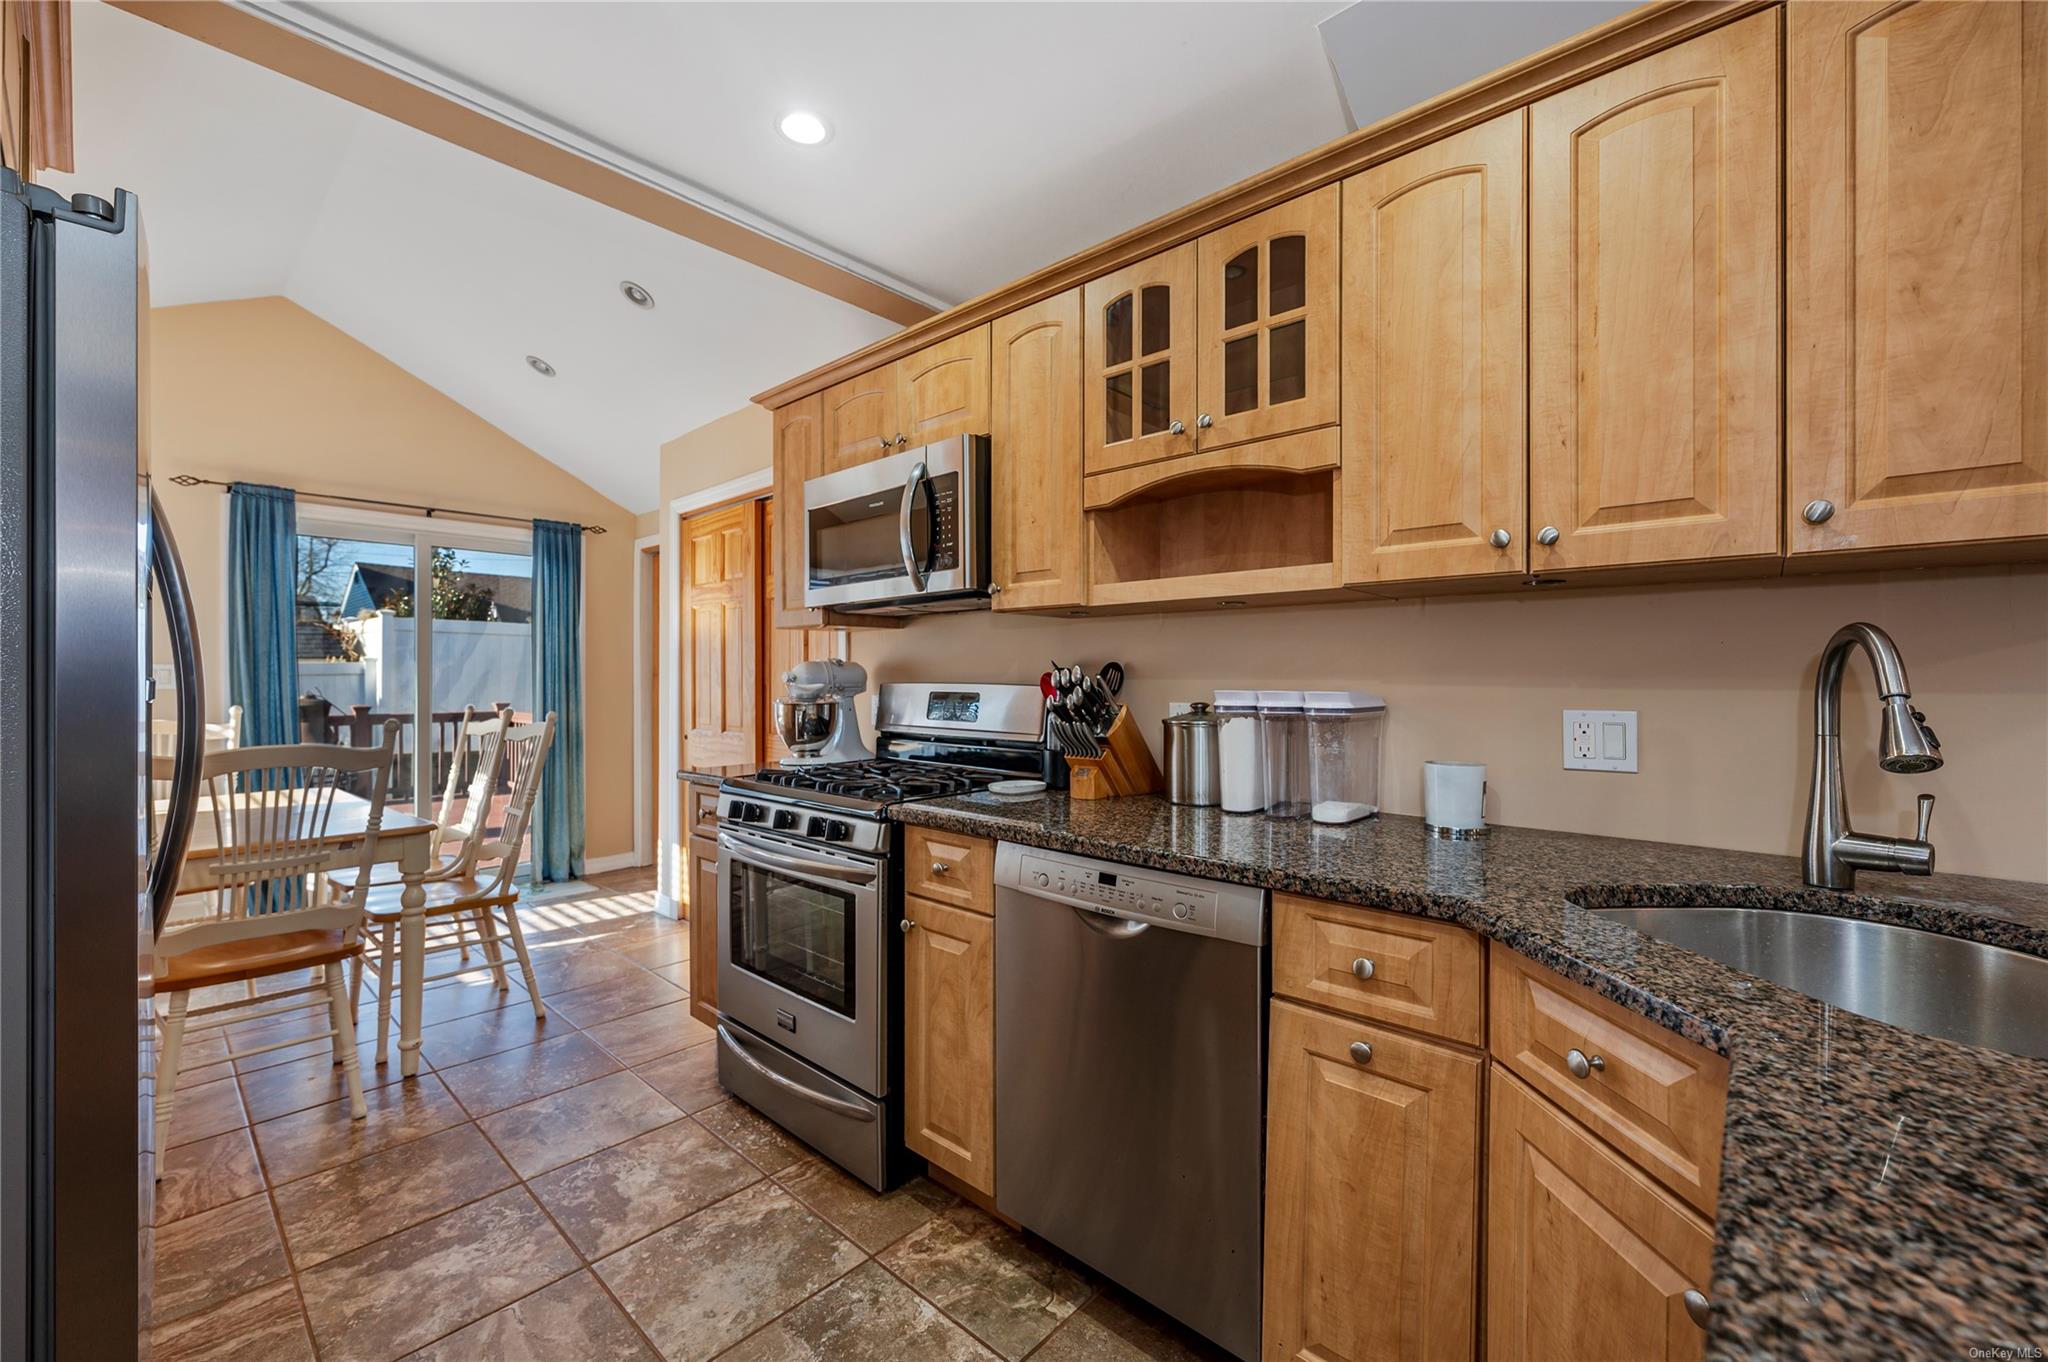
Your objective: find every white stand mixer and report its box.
[774,658,874,766]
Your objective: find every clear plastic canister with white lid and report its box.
[1257,691,1310,819]
[1305,691,1387,824]
[1213,689,1265,813]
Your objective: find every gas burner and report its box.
[751,759,992,805]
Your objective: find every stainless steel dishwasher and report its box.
[993,842,1267,1362]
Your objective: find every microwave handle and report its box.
[896,458,929,592]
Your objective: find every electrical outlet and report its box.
[1563,709,1638,772]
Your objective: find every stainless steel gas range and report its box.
[712,682,1046,1190]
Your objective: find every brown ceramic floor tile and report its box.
[164,1074,249,1149]
[575,913,685,950]
[437,1032,621,1116]
[719,1260,999,1362]
[401,1271,657,1361]
[528,1117,760,1259]
[156,1127,266,1225]
[253,1074,467,1184]
[595,1181,863,1362]
[775,1157,956,1252]
[1028,1284,1237,1362]
[274,1122,515,1267]
[526,941,646,994]
[630,1041,728,1114]
[696,1098,811,1173]
[543,969,687,1029]
[151,1193,291,1327]
[653,962,690,988]
[582,1000,713,1067]
[150,1280,314,1362]
[226,1018,390,1077]
[878,1205,1092,1361]
[617,934,689,970]
[414,1003,573,1069]
[298,1188,578,1362]
[478,1071,683,1178]
[358,974,535,1040]
[238,1049,403,1122]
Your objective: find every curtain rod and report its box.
[165,476,607,534]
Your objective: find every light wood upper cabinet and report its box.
[771,397,824,627]
[902,895,995,1196]
[821,366,900,475]
[1264,999,1480,1362]
[1084,242,1199,476]
[1529,12,1781,572]
[1487,1067,1715,1362]
[1342,110,1526,586]
[991,290,1086,610]
[1787,0,2048,558]
[896,326,990,449]
[1197,186,1341,451]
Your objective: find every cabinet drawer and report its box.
[1488,943,1728,1215]
[685,783,721,841]
[903,826,994,914]
[1274,895,1483,1046]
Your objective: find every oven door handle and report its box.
[896,458,929,593]
[718,831,879,886]
[717,1023,877,1122]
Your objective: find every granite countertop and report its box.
[676,762,757,786]
[892,792,2048,1360]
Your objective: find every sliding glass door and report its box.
[427,538,535,867]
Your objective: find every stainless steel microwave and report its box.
[802,435,991,614]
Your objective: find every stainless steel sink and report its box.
[1584,906,2048,1060]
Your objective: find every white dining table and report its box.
[168,788,441,1079]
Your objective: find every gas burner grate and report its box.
[752,760,990,804]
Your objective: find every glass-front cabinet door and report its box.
[1083,241,1197,476]
[1195,185,1340,451]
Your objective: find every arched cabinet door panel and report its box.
[1197,184,1340,452]
[1083,243,1197,477]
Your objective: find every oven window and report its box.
[808,489,905,589]
[728,861,857,1017]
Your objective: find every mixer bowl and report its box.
[774,698,839,755]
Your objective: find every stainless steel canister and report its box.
[1161,703,1223,807]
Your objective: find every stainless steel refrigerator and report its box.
[2,172,204,1359]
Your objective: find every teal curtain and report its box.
[532,518,585,882]
[227,483,300,747]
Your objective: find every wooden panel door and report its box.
[1486,1068,1715,1362]
[1197,185,1340,451]
[1264,1000,1480,1362]
[821,366,899,474]
[896,325,990,448]
[680,500,760,767]
[1343,111,1526,585]
[771,396,824,627]
[1083,242,1198,475]
[902,897,995,1196]
[1529,12,1781,571]
[991,289,1086,610]
[1788,0,2048,557]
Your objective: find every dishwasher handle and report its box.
[1072,907,1149,939]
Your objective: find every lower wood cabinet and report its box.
[687,833,719,1028]
[1486,1066,1715,1362]
[1263,999,1481,1362]
[902,893,995,1196]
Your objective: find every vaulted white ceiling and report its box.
[48,0,1353,511]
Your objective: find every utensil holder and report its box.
[1064,707,1163,800]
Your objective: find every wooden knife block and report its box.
[1064,707,1163,799]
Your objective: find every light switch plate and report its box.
[1564,709,1638,772]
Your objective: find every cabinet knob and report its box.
[1351,957,1375,981]
[1802,498,1836,525]
[1196,413,1213,429]
[1168,420,1186,436]
[900,918,916,934]
[894,433,909,447]
[876,436,891,451]
[1348,1041,1373,1065]
[1489,528,1512,550]
[1536,526,1561,547]
[930,860,950,877]
[1682,1289,1711,1329]
[1565,1048,1606,1079]
[989,584,1003,595]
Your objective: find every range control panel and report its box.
[994,843,1267,946]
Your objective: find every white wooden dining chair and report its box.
[151,722,398,1161]
[340,712,557,1062]
[350,705,510,887]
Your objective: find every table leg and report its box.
[398,852,427,1080]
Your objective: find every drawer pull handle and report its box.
[1351,957,1375,981]
[1682,1289,1710,1329]
[930,860,951,876]
[1348,1041,1373,1065]
[1566,1048,1606,1079]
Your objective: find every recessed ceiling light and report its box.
[619,280,655,309]
[526,355,557,378]
[778,110,831,145]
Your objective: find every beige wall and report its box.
[149,296,640,865]
[657,404,772,509]
[847,568,2048,883]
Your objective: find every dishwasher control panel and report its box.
[993,843,1267,946]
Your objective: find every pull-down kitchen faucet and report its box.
[1804,622,1943,890]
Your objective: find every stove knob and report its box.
[772,809,799,831]
[826,820,853,842]
[742,803,767,823]
[805,816,826,838]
